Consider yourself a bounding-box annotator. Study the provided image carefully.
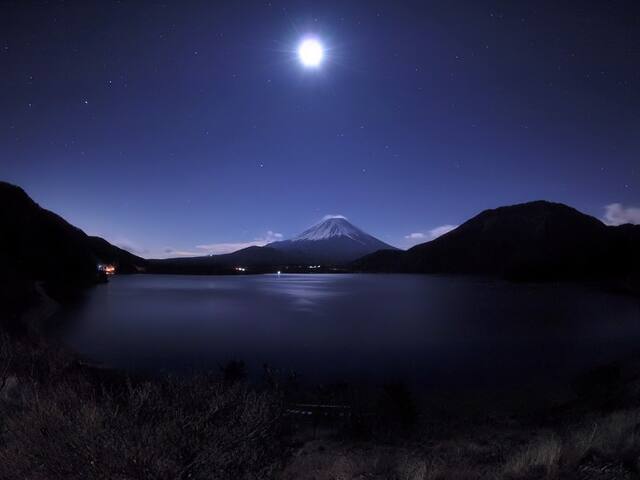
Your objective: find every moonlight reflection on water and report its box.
[58,274,640,388]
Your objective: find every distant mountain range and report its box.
[148,216,398,274]
[1,181,638,295]
[355,201,640,282]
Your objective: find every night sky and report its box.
[2,1,639,258]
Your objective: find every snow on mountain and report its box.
[292,217,372,244]
[267,216,397,264]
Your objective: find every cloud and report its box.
[603,203,640,226]
[116,243,149,256]
[104,236,149,256]
[195,230,284,255]
[428,224,457,239]
[405,224,457,245]
[322,214,348,221]
[405,232,427,240]
[162,248,201,257]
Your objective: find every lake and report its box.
[57,274,640,388]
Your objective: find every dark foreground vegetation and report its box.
[0,336,284,479]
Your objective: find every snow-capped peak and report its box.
[292,217,369,243]
[267,215,398,263]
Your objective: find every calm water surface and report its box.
[57,274,640,387]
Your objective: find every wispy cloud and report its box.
[195,230,284,255]
[428,224,457,239]
[405,232,427,240]
[603,203,640,226]
[405,224,457,246]
[116,243,149,256]
[102,236,149,256]
[322,214,348,221]
[162,248,201,257]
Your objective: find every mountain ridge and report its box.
[0,181,147,326]
[355,200,640,281]
[2,181,638,287]
[149,216,397,272]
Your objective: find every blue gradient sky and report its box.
[1,1,638,257]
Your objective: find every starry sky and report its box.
[1,1,639,258]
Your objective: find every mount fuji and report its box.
[267,216,397,264]
[148,216,398,273]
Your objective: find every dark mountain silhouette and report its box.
[355,200,640,281]
[0,182,146,313]
[149,216,397,273]
[2,180,637,291]
[147,246,294,275]
[85,236,146,273]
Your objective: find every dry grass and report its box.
[3,334,640,479]
[563,409,640,471]
[500,409,640,479]
[281,438,502,480]
[396,454,492,480]
[502,434,562,478]
[0,340,285,480]
[281,406,640,480]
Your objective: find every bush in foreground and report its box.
[0,340,284,480]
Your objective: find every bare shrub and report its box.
[0,334,12,393]
[564,409,640,470]
[396,454,446,480]
[279,443,374,480]
[0,371,284,480]
[502,434,562,479]
[502,409,640,478]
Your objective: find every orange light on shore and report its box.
[98,264,116,275]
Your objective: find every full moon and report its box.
[298,38,324,68]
